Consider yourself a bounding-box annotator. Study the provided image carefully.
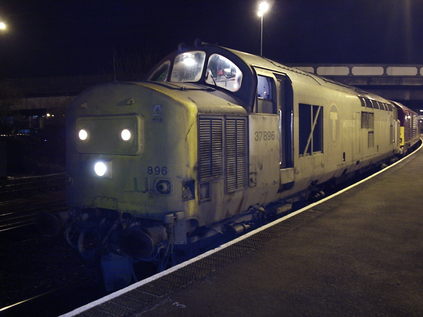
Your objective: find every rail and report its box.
[0,173,66,197]
[0,173,66,232]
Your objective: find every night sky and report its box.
[0,0,422,78]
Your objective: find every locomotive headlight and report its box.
[120,129,132,141]
[94,161,108,177]
[78,129,88,141]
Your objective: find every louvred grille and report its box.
[199,118,223,179]
[198,116,247,193]
[225,118,247,192]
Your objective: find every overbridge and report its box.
[1,65,423,113]
[291,64,423,111]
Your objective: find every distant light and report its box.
[257,1,270,17]
[46,113,51,117]
[94,161,108,177]
[0,21,7,31]
[121,129,132,141]
[78,129,88,141]
[419,109,423,113]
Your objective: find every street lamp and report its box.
[0,21,7,32]
[257,1,270,56]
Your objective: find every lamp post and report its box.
[257,1,270,56]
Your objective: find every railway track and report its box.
[0,173,66,200]
[0,194,66,233]
[0,289,59,315]
[0,283,104,317]
[0,235,104,317]
[0,172,101,316]
[0,173,66,233]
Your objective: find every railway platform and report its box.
[65,145,423,317]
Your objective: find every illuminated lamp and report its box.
[78,129,88,141]
[0,21,7,31]
[121,129,132,141]
[94,161,108,177]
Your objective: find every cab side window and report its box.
[256,75,276,114]
[205,54,243,92]
[149,61,170,82]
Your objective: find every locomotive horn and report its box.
[121,225,167,259]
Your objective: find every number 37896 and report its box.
[254,130,276,142]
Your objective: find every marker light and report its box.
[121,129,132,141]
[94,161,108,177]
[78,129,88,141]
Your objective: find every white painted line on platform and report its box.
[61,141,422,317]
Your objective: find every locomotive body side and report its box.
[223,49,398,211]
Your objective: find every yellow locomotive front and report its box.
[66,81,203,264]
[67,82,197,219]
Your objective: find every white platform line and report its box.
[61,141,422,317]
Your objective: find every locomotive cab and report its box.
[148,45,256,110]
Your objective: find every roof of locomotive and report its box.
[223,46,390,101]
[391,100,417,115]
[148,42,392,107]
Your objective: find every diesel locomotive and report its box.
[64,42,419,289]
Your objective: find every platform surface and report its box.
[74,148,423,317]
